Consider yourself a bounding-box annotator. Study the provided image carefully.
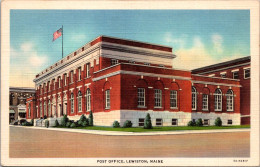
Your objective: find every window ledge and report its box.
[154,107,162,109]
[137,106,147,108]
[170,107,178,109]
[215,110,222,112]
[202,109,209,111]
[105,108,110,110]
[69,82,74,85]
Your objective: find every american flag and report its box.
[53,28,62,41]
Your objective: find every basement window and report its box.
[156,118,162,126]
[139,118,145,126]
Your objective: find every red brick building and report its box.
[27,36,247,126]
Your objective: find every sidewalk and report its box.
[10,125,250,136]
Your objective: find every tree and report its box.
[61,114,69,127]
[215,117,222,126]
[144,113,152,129]
[89,111,93,126]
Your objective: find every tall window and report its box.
[53,79,55,90]
[202,94,208,111]
[86,63,90,78]
[244,68,250,79]
[226,89,234,111]
[40,103,42,117]
[137,88,145,107]
[105,90,110,109]
[192,87,197,110]
[70,93,74,113]
[70,71,74,83]
[214,89,222,111]
[154,89,162,107]
[44,101,47,116]
[78,67,81,81]
[44,83,46,92]
[111,59,118,65]
[48,81,51,91]
[64,74,67,86]
[58,77,61,88]
[170,90,177,108]
[77,91,82,112]
[86,89,91,111]
[48,100,51,116]
[28,104,31,118]
[233,71,239,79]
[220,73,226,78]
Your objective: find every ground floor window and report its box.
[156,118,162,126]
[204,119,209,125]
[172,119,178,126]
[227,120,232,125]
[139,118,145,126]
[202,94,209,111]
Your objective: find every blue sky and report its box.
[10,10,250,87]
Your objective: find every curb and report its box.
[9,125,250,136]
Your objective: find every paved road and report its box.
[9,126,250,158]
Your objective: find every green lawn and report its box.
[55,125,250,132]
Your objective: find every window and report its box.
[220,73,226,78]
[129,60,135,64]
[154,89,162,108]
[214,89,222,111]
[204,119,209,125]
[244,68,250,79]
[172,119,178,126]
[77,91,82,112]
[64,74,67,86]
[105,90,110,109]
[44,101,47,116]
[192,87,197,110]
[233,71,239,79]
[28,104,31,118]
[159,64,165,67]
[139,118,145,126]
[226,89,234,111]
[70,71,73,83]
[48,81,51,91]
[70,93,74,113]
[111,59,118,66]
[144,63,150,66]
[137,88,145,107]
[44,83,46,92]
[86,89,91,111]
[78,67,81,81]
[58,77,61,88]
[202,94,209,111]
[156,118,162,126]
[48,100,51,116]
[40,103,42,117]
[86,63,90,78]
[170,90,177,108]
[227,120,232,125]
[53,79,55,90]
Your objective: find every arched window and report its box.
[44,101,47,116]
[192,87,197,110]
[70,93,74,113]
[39,102,42,117]
[48,100,51,116]
[226,89,234,111]
[77,91,82,112]
[28,103,31,118]
[214,89,222,111]
[86,89,91,111]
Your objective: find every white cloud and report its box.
[20,42,33,52]
[164,32,186,49]
[29,52,48,67]
[211,34,223,54]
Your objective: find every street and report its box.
[9,126,250,158]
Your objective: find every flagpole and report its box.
[62,25,63,58]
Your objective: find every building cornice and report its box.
[191,80,241,88]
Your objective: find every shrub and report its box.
[22,121,31,126]
[30,119,34,126]
[79,114,87,122]
[45,120,49,128]
[215,117,222,126]
[89,111,93,126]
[44,115,47,119]
[70,122,76,128]
[66,121,71,128]
[196,118,203,126]
[144,113,153,129]
[61,115,69,127]
[82,121,88,127]
[123,120,132,128]
[54,119,59,127]
[113,121,120,128]
[187,120,196,126]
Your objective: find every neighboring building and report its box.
[192,56,250,125]
[27,36,245,127]
[9,87,35,124]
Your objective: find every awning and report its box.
[9,109,15,114]
[18,109,26,113]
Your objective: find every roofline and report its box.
[9,87,35,92]
[192,56,250,73]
